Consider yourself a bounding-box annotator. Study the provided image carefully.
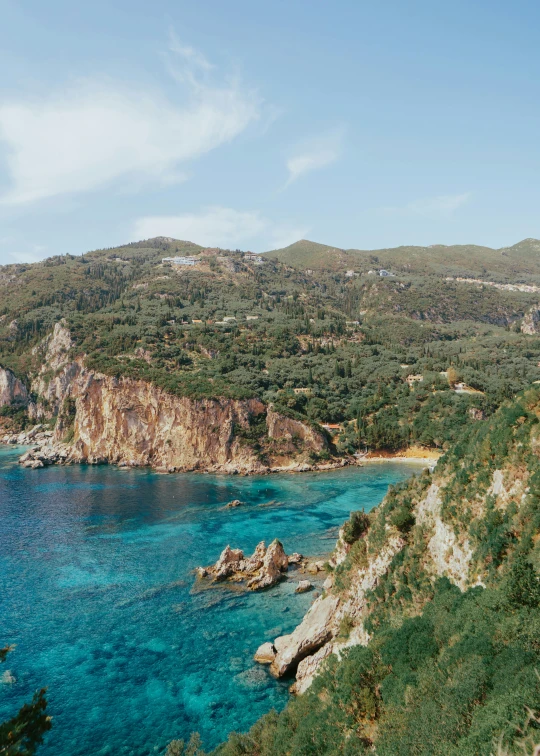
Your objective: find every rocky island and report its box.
[196,540,307,591]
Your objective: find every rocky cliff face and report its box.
[56,368,269,472]
[7,323,330,473]
[266,388,540,694]
[521,305,540,334]
[0,367,28,407]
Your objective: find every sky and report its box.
[0,0,539,264]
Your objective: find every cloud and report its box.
[132,206,308,251]
[382,192,471,216]
[0,40,260,205]
[285,128,344,187]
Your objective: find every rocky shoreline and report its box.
[2,423,355,475]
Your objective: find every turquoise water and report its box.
[0,447,417,755]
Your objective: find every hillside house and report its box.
[406,374,424,386]
[244,253,265,264]
[162,256,198,266]
[321,423,341,434]
[379,269,394,277]
[293,388,312,396]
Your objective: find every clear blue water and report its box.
[0,446,418,755]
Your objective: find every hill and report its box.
[264,240,360,271]
[2,235,540,471]
[266,237,540,282]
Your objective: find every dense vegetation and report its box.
[207,389,540,755]
[2,236,540,454]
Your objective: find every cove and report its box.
[0,446,418,755]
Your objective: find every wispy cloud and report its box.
[381,192,471,217]
[0,38,260,205]
[285,128,344,187]
[132,206,307,251]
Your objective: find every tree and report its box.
[0,647,51,755]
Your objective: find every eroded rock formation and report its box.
[198,540,289,591]
[0,367,28,408]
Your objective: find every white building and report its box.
[244,253,265,264]
[162,256,198,266]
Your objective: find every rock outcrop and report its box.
[269,595,340,677]
[0,367,28,408]
[266,407,328,454]
[3,323,334,474]
[199,540,289,590]
[253,642,277,664]
[521,305,540,334]
[2,424,53,447]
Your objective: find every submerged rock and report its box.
[225,499,244,508]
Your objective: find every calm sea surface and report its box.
[0,447,418,755]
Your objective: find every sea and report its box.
[0,446,418,755]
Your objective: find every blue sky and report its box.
[0,0,539,264]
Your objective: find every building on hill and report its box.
[244,252,265,264]
[345,270,359,277]
[406,374,424,386]
[321,423,341,434]
[293,388,312,396]
[162,256,198,266]
[379,269,394,277]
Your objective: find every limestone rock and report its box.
[225,499,244,508]
[288,552,303,564]
[199,539,289,591]
[247,540,288,590]
[270,594,340,678]
[214,546,244,580]
[254,642,276,664]
[0,367,28,408]
[291,643,333,695]
[521,306,540,334]
[295,580,312,594]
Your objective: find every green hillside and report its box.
[264,239,359,271]
[267,237,540,282]
[2,236,540,456]
[212,388,540,756]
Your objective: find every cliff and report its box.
[266,389,540,692]
[0,367,29,407]
[215,388,540,755]
[7,323,331,473]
